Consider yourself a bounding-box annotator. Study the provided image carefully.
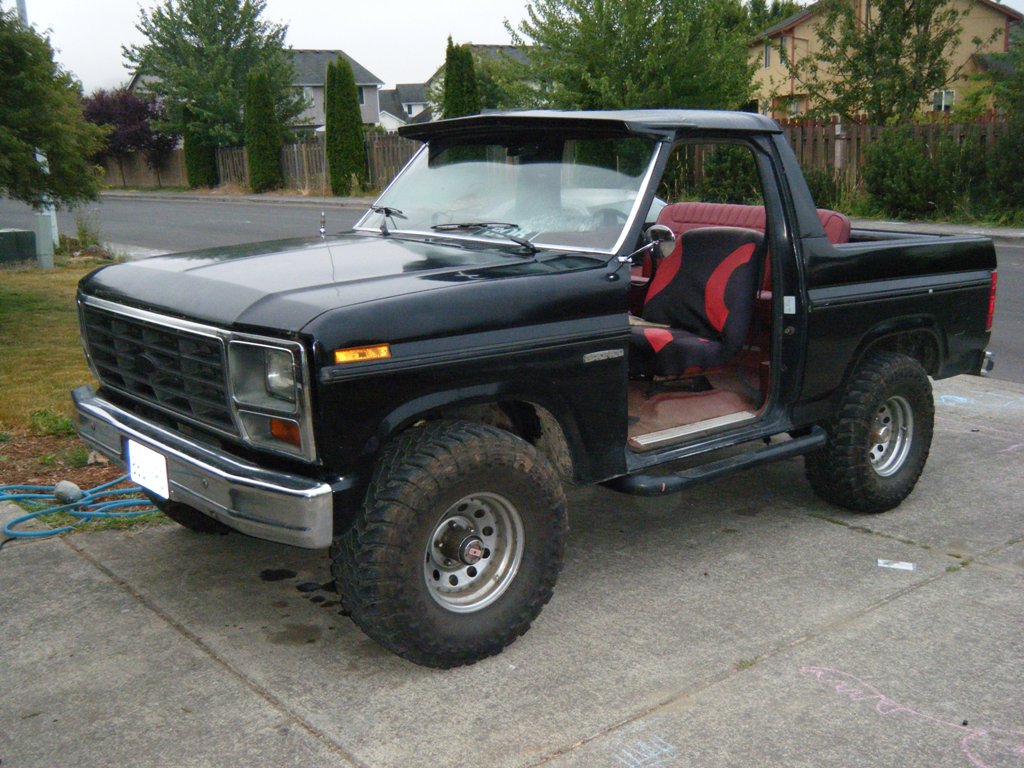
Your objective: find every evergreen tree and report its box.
[182,108,218,188]
[0,10,104,208]
[442,38,482,118]
[244,70,283,192]
[325,58,365,196]
[747,0,803,34]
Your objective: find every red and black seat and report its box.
[630,226,765,378]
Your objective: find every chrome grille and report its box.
[81,304,237,435]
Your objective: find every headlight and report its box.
[264,348,296,403]
[227,339,314,461]
[228,342,297,410]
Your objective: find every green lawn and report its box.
[0,261,105,431]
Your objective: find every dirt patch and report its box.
[0,431,123,490]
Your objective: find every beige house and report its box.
[750,0,1022,120]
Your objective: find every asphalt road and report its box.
[1,195,1020,383]
[0,196,363,254]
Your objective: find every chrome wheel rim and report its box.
[423,492,524,613]
[869,395,914,477]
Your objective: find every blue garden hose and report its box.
[1,474,158,539]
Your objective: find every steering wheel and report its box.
[593,208,629,227]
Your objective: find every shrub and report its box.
[988,120,1024,214]
[183,130,218,188]
[862,126,934,217]
[700,144,762,205]
[863,125,993,219]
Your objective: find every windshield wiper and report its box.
[370,205,406,236]
[430,222,538,254]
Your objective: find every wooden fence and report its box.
[103,118,1011,195]
[101,149,188,189]
[212,133,419,193]
[778,115,1012,189]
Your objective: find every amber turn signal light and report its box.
[334,344,391,364]
[269,418,302,447]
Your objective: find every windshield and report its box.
[358,133,660,252]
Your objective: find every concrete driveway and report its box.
[2,375,1022,768]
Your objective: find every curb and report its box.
[850,218,1024,244]
[99,190,376,210]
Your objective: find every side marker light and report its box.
[334,344,391,364]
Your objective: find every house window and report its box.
[357,87,365,106]
[764,40,771,68]
[931,90,955,112]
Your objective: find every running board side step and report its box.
[603,427,827,497]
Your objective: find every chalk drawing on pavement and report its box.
[801,666,1024,768]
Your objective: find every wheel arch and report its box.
[369,385,582,485]
[837,318,942,393]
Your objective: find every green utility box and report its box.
[0,229,36,263]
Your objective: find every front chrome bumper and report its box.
[72,385,335,549]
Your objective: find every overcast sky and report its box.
[4,0,532,92]
[6,0,1024,94]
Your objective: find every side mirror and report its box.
[645,224,676,260]
[615,224,678,265]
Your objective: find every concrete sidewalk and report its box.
[2,375,1022,768]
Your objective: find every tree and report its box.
[0,10,104,209]
[782,0,997,123]
[123,0,306,152]
[507,0,756,111]
[442,38,482,118]
[244,70,283,192]
[747,0,804,34]
[987,26,1024,119]
[141,100,180,187]
[83,89,179,186]
[986,27,1024,212]
[325,58,365,196]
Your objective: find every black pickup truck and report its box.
[72,110,997,668]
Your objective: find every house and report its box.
[290,49,384,129]
[378,83,433,132]
[425,43,533,112]
[127,49,385,130]
[750,0,1023,119]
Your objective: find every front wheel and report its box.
[331,420,567,668]
[805,351,934,513]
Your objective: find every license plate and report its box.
[127,439,169,499]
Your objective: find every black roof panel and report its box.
[399,109,781,141]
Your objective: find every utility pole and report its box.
[16,0,59,269]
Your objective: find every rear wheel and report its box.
[805,351,934,513]
[331,420,567,668]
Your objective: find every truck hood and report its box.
[78,232,569,333]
